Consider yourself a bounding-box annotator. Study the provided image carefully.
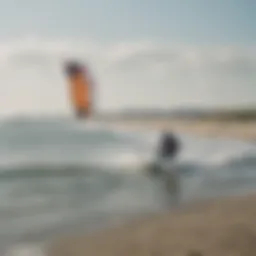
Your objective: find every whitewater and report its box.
[0,116,255,256]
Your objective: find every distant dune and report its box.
[109,119,256,141]
[47,193,256,256]
[98,107,256,121]
[99,108,256,141]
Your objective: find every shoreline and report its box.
[106,119,256,142]
[47,192,256,256]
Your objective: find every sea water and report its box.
[0,116,255,255]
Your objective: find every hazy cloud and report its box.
[0,38,255,116]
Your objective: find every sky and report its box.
[0,0,255,115]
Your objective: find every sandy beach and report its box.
[47,193,256,256]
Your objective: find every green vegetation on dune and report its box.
[197,108,256,122]
[96,107,256,122]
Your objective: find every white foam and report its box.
[178,133,256,167]
[3,244,45,256]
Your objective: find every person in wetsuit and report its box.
[157,131,181,204]
[157,131,180,159]
[148,131,180,176]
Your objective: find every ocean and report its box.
[0,116,256,255]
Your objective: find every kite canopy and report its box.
[64,61,93,119]
[65,61,83,76]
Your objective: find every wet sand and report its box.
[47,193,256,256]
